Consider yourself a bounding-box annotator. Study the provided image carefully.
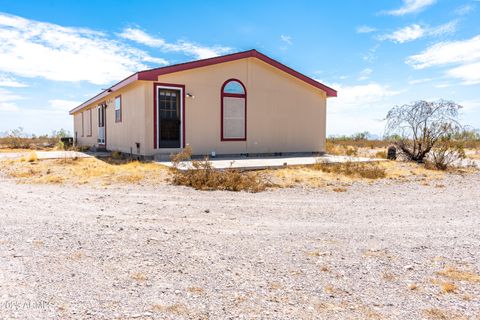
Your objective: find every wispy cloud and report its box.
[358,68,373,81]
[446,62,480,85]
[362,44,380,63]
[406,35,480,68]
[356,26,377,34]
[49,99,82,112]
[0,12,167,85]
[329,82,402,109]
[384,0,437,16]
[379,21,457,43]
[455,4,474,15]
[119,28,232,59]
[280,34,293,45]
[408,78,432,85]
[380,24,425,43]
[0,88,22,112]
[0,74,27,87]
[406,35,480,84]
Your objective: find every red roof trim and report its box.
[70,49,337,114]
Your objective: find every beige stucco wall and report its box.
[74,108,97,146]
[73,57,329,156]
[145,57,327,156]
[73,82,150,155]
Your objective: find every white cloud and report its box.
[446,62,480,84]
[428,20,458,36]
[406,35,480,85]
[329,83,402,110]
[0,88,22,102]
[363,44,380,63]
[49,99,82,112]
[119,28,232,59]
[385,0,437,16]
[356,25,377,33]
[280,35,293,45]
[380,24,425,43]
[379,21,457,43]
[0,13,168,85]
[0,74,27,87]
[408,78,432,84]
[455,4,474,15]
[358,68,373,81]
[0,88,22,112]
[406,35,480,69]
[0,102,19,112]
[459,99,480,112]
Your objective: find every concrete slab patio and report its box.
[159,154,385,170]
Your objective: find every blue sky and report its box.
[0,0,479,137]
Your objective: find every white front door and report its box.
[98,104,106,145]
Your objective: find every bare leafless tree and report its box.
[385,100,462,162]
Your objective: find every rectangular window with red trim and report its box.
[115,95,122,122]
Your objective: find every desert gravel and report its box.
[0,173,479,319]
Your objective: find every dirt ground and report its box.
[0,169,479,319]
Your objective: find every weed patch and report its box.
[314,161,387,179]
[170,147,269,192]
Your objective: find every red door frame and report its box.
[153,82,186,149]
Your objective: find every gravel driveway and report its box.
[0,173,479,319]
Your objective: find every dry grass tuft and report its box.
[437,267,480,283]
[382,272,396,281]
[313,161,387,179]
[375,150,387,159]
[440,281,457,293]
[152,303,189,315]
[131,272,147,282]
[186,286,205,294]
[332,187,347,192]
[408,283,418,290]
[170,147,269,192]
[0,157,168,185]
[27,151,38,162]
[423,308,466,320]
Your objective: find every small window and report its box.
[223,80,245,94]
[81,112,84,137]
[221,79,246,141]
[115,96,122,122]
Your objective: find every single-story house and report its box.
[69,49,337,158]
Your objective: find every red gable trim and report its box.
[70,49,337,114]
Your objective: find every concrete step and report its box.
[154,153,173,161]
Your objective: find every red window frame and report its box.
[221,78,247,141]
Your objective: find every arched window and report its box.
[221,79,246,141]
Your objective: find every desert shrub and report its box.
[375,150,387,159]
[314,161,386,179]
[0,127,69,150]
[170,147,268,192]
[385,100,463,162]
[425,138,466,170]
[325,140,359,156]
[27,151,38,162]
[345,146,358,157]
[111,151,123,159]
[56,140,65,150]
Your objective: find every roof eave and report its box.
[69,73,139,114]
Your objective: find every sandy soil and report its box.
[0,173,479,319]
